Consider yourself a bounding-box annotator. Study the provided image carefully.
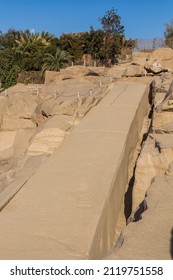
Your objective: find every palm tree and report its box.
[42,47,71,73]
[13,31,55,71]
[14,31,54,54]
[39,31,54,45]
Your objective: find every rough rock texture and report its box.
[123,64,145,77]
[27,128,66,156]
[105,73,173,260]
[0,63,173,260]
[0,66,112,194]
[0,80,149,260]
[5,93,38,118]
[106,174,173,260]
[2,116,36,130]
[146,48,173,71]
[132,75,173,211]
[0,131,16,161]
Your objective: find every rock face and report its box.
[105,73,173,260]
[0,66,112,194]
[2,116,36,130]
[123,64,145,77]
[145,47,173,72]
[0,131,16,161]
[27,128,65,156]
[106,173,173,260]
[132,75,173,212]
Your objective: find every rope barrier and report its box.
[3,76,112,99]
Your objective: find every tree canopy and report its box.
[164,19,173,48]
[0,8,129,88]
[98,8,125,65]
[42,47,71,73]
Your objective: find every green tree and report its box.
[0,29,22,48]
[42,47,71,73]
[0,30,56,87]
[0,48,21,88]
[164,19,173,48]
[81,27,105,64]
[99,8,125,65]
[58,33,83,62]
[14,31,55,70]
[99,8,124,36]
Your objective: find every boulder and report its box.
[52,99,78,116]
[44,71,61,85]
[6,93,38,119]
[154,122,173,134]
[2,115,36,130]
[27,128,65,156]
[155,134,173,149]
[132,136,173,212]
[109,66,126,78]
[40,98,58,117]
[145,62,165,74]
[145,47,173,71]
[44,67,92,85]
[41,115,75,131]
[152,111,173,131]
[123,64,145,77]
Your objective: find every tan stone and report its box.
[44,67,92,85]
[14,129,36,158]
[154,122,173,134]
[123,64,145,77]
[6,93,38,118]
[0,96,7,127]
[0,96,7,114]
[76,96,99,118]
[52,99,78,116]
[152,111,173,131]
[40,98,60,116]
[0,131,16,161]
[165,160,173,177]
[132,136,173,212]
[27,128,65,156]
[0,175,7,193]
[44,71,60,85]
[106,175,173,260]
[0,82,149,260]
[108,66,126,78]
[41,115,75,131]
[155,134,173,149]
[2,115,36,130]
[146,47,173,70]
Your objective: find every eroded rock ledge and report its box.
[106,72,173,260]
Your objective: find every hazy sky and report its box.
[0,0,173,39]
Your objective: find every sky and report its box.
[0,0,173,39]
